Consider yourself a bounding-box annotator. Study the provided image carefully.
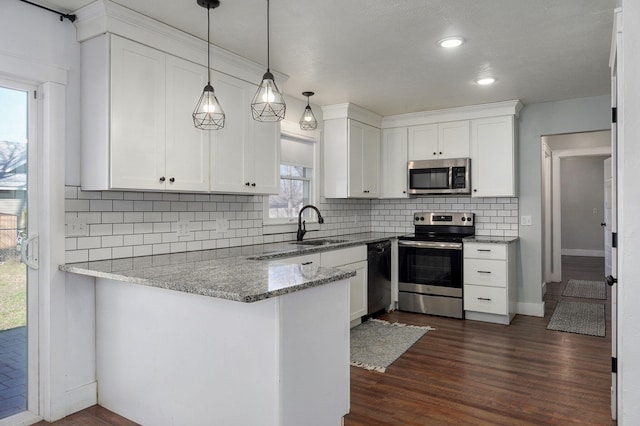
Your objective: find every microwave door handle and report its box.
[449,167,453,191]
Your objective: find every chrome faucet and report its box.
[297,205,324,241]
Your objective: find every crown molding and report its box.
[73,0,288,86]
[321,103,383,128]
[381,100,523,128]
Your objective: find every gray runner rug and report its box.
[562,279,606,300]
[350,319,435,373]
[547,301,605,337]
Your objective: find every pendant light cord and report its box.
[207,6,211,85]
[266,0,270,72]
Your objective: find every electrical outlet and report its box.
[216,218,229,233]
[67,216,88,237]
[176,220,190,237]
[520,215,532,226]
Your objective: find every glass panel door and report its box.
[0,81,37,420]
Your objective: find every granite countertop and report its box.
[60,232,404,303]
[463,235,519,244]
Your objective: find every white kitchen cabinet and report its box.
[408,120,469,161]
[323,118,381,198]
[209,73,280,195]
[470,116,516,197]
[463,241,517,324]
[381,128,409,198]
[321,245,368,325]
[81,34,210,192]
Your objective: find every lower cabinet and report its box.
[322,246,368,325]
[463,241,517,324]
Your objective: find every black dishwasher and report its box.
[367,241,392,316]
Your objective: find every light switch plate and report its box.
[67,216,88,237]
[177,220,190,237]
[520,215,532,226]
[216,218,229,233]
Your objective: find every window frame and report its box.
[262,120,321,234]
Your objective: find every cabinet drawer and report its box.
[269,253,321,266]
[464,259,506,287]
[464,285,507,315]
[321,245,367,267]
[464,243,506,260]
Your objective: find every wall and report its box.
[517,95,611,311]
[371,197,518,237]
[560,155,608,255]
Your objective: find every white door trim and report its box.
[550,145,611,283]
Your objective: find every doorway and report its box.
[0,80,39,421]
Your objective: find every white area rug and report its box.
[562,279,607,300]
[350,319,435,373]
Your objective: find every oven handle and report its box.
[398,240,462,250]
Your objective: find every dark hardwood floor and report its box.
[37,256,614,426]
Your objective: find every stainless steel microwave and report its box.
[407,158,471,195]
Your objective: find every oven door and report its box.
[398,240,463,290]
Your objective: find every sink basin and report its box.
[292,239,348,246]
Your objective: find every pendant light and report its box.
[251,0,286,122]
[193,0,225,130]
[299,91,317,130]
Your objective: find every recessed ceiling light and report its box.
[476,77,496,85]
[438,37,464,48]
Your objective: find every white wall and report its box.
[619,1,640,423]
[517,95,611,309]
[560,155,608,255]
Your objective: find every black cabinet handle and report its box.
[477,249,491,252]
[363,190,370,193]
[169,177,175,183]
[159,176,165,182]
[245,182,250,186]
[606,275,617,286]
[251,183,256,187]
[301,261,313,265]
[477,297,492,301]
[477,271,492,274]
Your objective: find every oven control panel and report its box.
[413,212,474,226]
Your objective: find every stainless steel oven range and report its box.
[398,212,475,319]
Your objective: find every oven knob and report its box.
[420,216,425,221]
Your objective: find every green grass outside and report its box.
[0,258,27,331]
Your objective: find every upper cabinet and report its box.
[407,120,470,161]
[82,34,210,192]
[322,104,383,199]
[381,128,409,198]
[470,116,517,197]
[209,73,280,195]
[80,34,279,194]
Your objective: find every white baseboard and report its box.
[65,381,97,417]
[516,301,545,317]
[542,282,547,296]
[561,249,605,257]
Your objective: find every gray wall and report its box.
[560,155,608,253]
[517,95,611,306]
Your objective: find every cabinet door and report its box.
[210,72,250,193]
[340,260,368,322]
[110,35,166,190]
[381,128,408,198]
[408,124,438,160]
[470,116,516,197]
[438,120,470,159]
[165,56,210,192]
[348,120,380,198]
[249,114,280,194]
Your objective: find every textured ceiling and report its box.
[37,0,615,116]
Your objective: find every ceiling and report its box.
[37,0,616,117]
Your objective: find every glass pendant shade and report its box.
[193,84,225,129]
[251,71,286,121]
[299,91,317,130]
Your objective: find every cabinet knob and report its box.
[169,177,175,183]
[402,190,406,194]
[363,190,370,193]
[245,182,251,186]
[473,189,477,193]
[433,152,437,155]
[439,151,442,155]
[251,183,256,187]
[159,176,165,182]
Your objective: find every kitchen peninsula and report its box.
[62,246,356,426]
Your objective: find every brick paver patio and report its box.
[0,326,26,419]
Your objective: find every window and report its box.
[264,123,318,227]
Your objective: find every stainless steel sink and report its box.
[292,239,348,246]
